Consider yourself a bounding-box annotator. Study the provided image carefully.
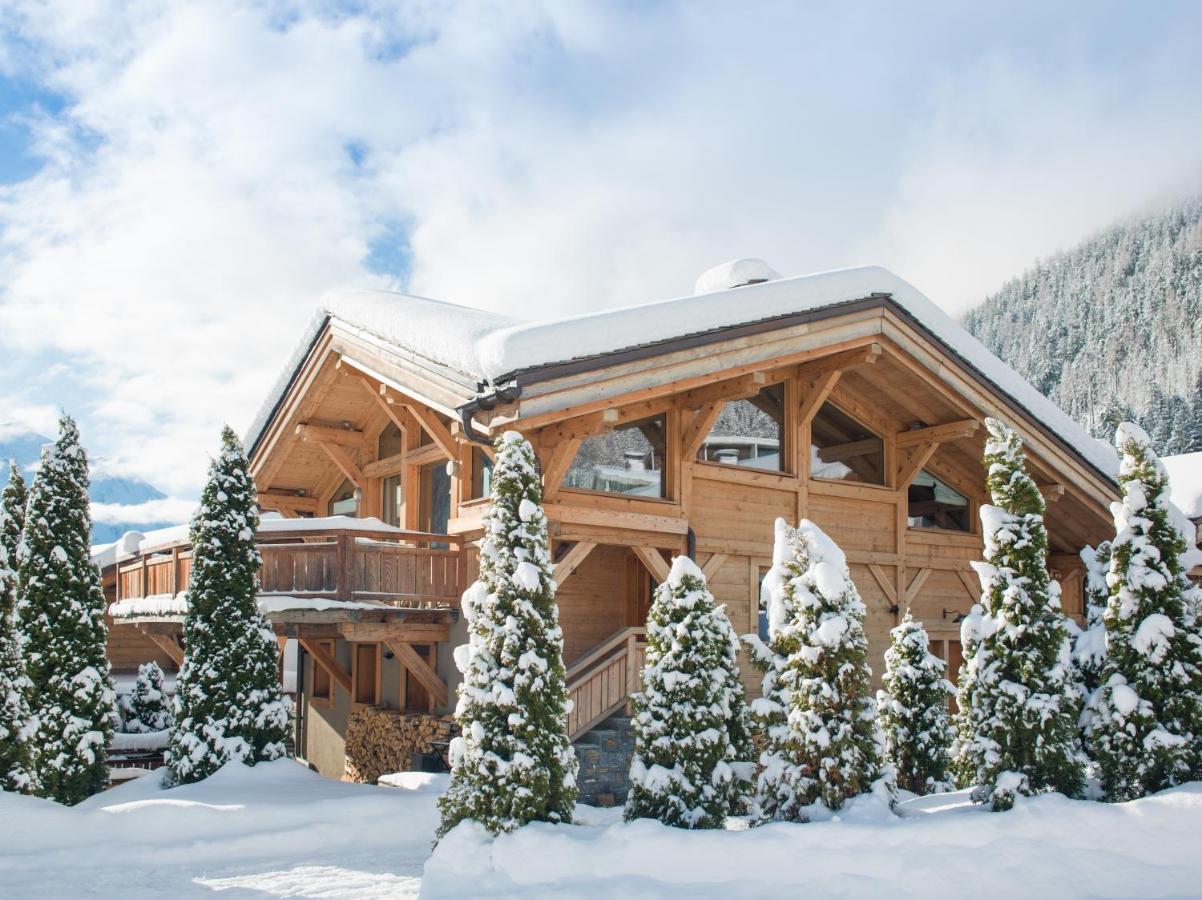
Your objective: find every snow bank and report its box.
[110,729,170,752]
[423,785,1202,898]
[109,594,396,619]
[1164,451,1202,519]
[0,759,438,899]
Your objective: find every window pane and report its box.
[355,644,377,705]
[698,384,785,472]
[378,421,403,459]
[810,402,884,485]
[471,449,493,499]
[311,641,332,701]
[419,461,451,536]
[328,478,358,516]
[381,474,402,527]
[564,414,665,498]
[908,469,970,531]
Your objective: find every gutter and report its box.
[457,382,522,447]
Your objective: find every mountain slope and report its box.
[963,197,1202,454]
[0,424,179,543]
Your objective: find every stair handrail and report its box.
[565,626,646,686]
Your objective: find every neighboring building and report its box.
[101,262,1128,795]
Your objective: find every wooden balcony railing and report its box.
[114,526,464,610]
[565,626,646,740]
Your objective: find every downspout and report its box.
[686,527,697,561]
[457,381,522,447]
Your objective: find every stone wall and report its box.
[343,707,456,783]
[574,715,636,807]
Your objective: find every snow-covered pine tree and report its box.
[167,427,289,785]
[1073,542,1111,694]
[953,419,1084,811]
[437,432,578,838]
[1083,423,1202,800]
[123,661,172,734]
[876,612,954,795]
[744,518,888,820]
[0,460,36,793]
[625,556,752,828]
[16,416,116,804]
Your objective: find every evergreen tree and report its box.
[1083,423,1202,800]
[626,556,752,828]
[876,613,954,795]
[438,432,577,838]
[745,518,889,820]
[123,661,172,734]
[0,461,36,792]
[16,416,116,804]
[953,419,1084,811]
[1073,542,1111,694]
[167,427,289,784]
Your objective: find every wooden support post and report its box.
[386,640,449,708]
[896,419,979,448]
[905,567,932,610]
[317,442,365,489]
[681,402,725,460]
[553,541,597,587]
[335,533,353,602]
[957,569,980,602]
[868,564,899,610]
[701,552,728,581]
[295,423,365,447]
[403,403,459,460]
[139,629,184,667]
[895,441,941,489]
[541,437,581,502]
[798,369,843,426]
[299,637,351,693]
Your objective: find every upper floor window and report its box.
[381,474,402,527]
[419,460,451,535]
[378,420,403,459]
[810,402,884,485]
[697,384,786,472]
[565,414,666,498]
[908,469,970,532]
[470,448,494,500]
[328,478,358,516]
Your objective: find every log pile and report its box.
[343,706,456,783]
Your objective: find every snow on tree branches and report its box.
[16,416,116,804]
[0,460,36,793]
[626,556,753,828]
[1083,423,1202,801]
[438,432,577,838]
[744,518,889,821]
[954,419,1084,811]
[167,427,289,785]
[1073,542,1111,694]
[877,613,954,795]
[123,661,172,734]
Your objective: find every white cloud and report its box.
[90,496,197,526]
[0,2,1200,497]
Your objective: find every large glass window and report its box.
[471,448,494,500]
[810,402,885,485]
[697,384,785,472]
[419,460,452,535]
[564,414,666,498]
[908,469,971,531]
[381,474,402,527]
[377,420,404,459]
[328,478,358,516]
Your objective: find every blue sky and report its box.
[1,1,1201,503]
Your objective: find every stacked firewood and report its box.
[343,707,456,783]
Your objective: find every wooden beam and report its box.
[295,423,364,447]
[140,630,184,667]
[701,552,728,581]
[317,442,364,489]
[631,545,671,584]
[386,639,449,707]
[957,569,980,602]
[339,622,450,643]
[540,438,581,502]
[798,369,842,426]
[905,567,932,603]
[553,541,597,587]
[299,637,351,693]
[817,437,882,464]
[1039,483,1066,504]
[896,419,979,448]
[544,502,688,536]
[681,402,725,460]
[258,491,319,515]
[868,564,899,607]
[895,441,941,490]
[403,402,458,461]
[795,341,882,378]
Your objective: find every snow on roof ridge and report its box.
[245,265,1121,484]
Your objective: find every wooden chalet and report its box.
[100,263,1122,789]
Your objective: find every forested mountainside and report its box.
[963,197,1202,455]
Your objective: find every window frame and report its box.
[906,466,974,534]
[696,383,788,475]
[561,412,671,501]
[808,400,887,487]
[309,639,335,708]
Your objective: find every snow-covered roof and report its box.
[247,264,1120,482]
[1163,452,1202,520]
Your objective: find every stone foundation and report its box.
[343,707,456,783]
[573,715,636,807]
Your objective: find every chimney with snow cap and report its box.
[694,258,781,296]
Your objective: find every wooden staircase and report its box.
[565,627,646,741]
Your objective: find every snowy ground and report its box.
[3,762,1201,899]
[0,761,444,899]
